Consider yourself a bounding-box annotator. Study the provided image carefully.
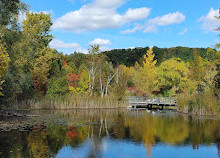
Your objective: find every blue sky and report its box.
[21,0,220,54]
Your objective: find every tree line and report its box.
[103,46,217,67]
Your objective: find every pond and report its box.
[0,109,219,158]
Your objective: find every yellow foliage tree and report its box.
[133,47,157,95]
[22,12,53,48]
[0,41,10,96]
[69,69,89,94]
[31,48,57,95]
[156,58,196,96]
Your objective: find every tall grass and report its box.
[177,90,220,115]
[12,93,128,109]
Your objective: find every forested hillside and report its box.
[103,46,217,66]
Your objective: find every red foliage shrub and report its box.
[67,73,80,87]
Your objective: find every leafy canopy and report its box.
[0,41,10,96]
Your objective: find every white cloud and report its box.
[143,24,157,33]
[52,0,150,32]
[74,48,88,54]
[149,12,185,26]
[178,28,188,35]
[49,39,88,54]
[89,38,112,52]
[49,39,80,49]
[121,25,143,34]
[49,38,113,54]
[95,0,124,8]
[99,46,112,52]
[123,8,151,22]
[89,38,111,45]
[199,8,220,32]
[121,11,185,34]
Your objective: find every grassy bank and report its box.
[177,91,220,115]
[6,94,128,110]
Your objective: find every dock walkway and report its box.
[128,96,177,109]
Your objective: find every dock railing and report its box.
[127,96,177,105]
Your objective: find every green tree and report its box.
[69,52,86,70]
[214,9,220,96]
[191,50,205,83]
[190,50,218,93]
[22,12,53,48]
[206,47,217,61]
[15,12,55,96]
[31,48,57,95]
[214,51,220,97]
[47,75,69,97]
[156,58,195,96]
[70,67,89,94]
[0,0,28,32]
[13,12,54,72]
[0,0,20,26]
[0,41,10,96]
[98,61,118,97]
[84,45,103,96]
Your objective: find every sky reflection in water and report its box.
[56,138,218,158]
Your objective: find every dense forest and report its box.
[103,46,215,67]
[0,1,219,114]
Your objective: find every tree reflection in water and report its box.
[0,109,220,158]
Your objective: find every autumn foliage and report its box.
[67,73,80,87]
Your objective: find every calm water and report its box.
[0,109,220,158]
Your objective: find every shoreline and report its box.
[1,107,220,118]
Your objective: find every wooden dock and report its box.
[128,97,177,109]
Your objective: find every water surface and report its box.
[0,109,220,158]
